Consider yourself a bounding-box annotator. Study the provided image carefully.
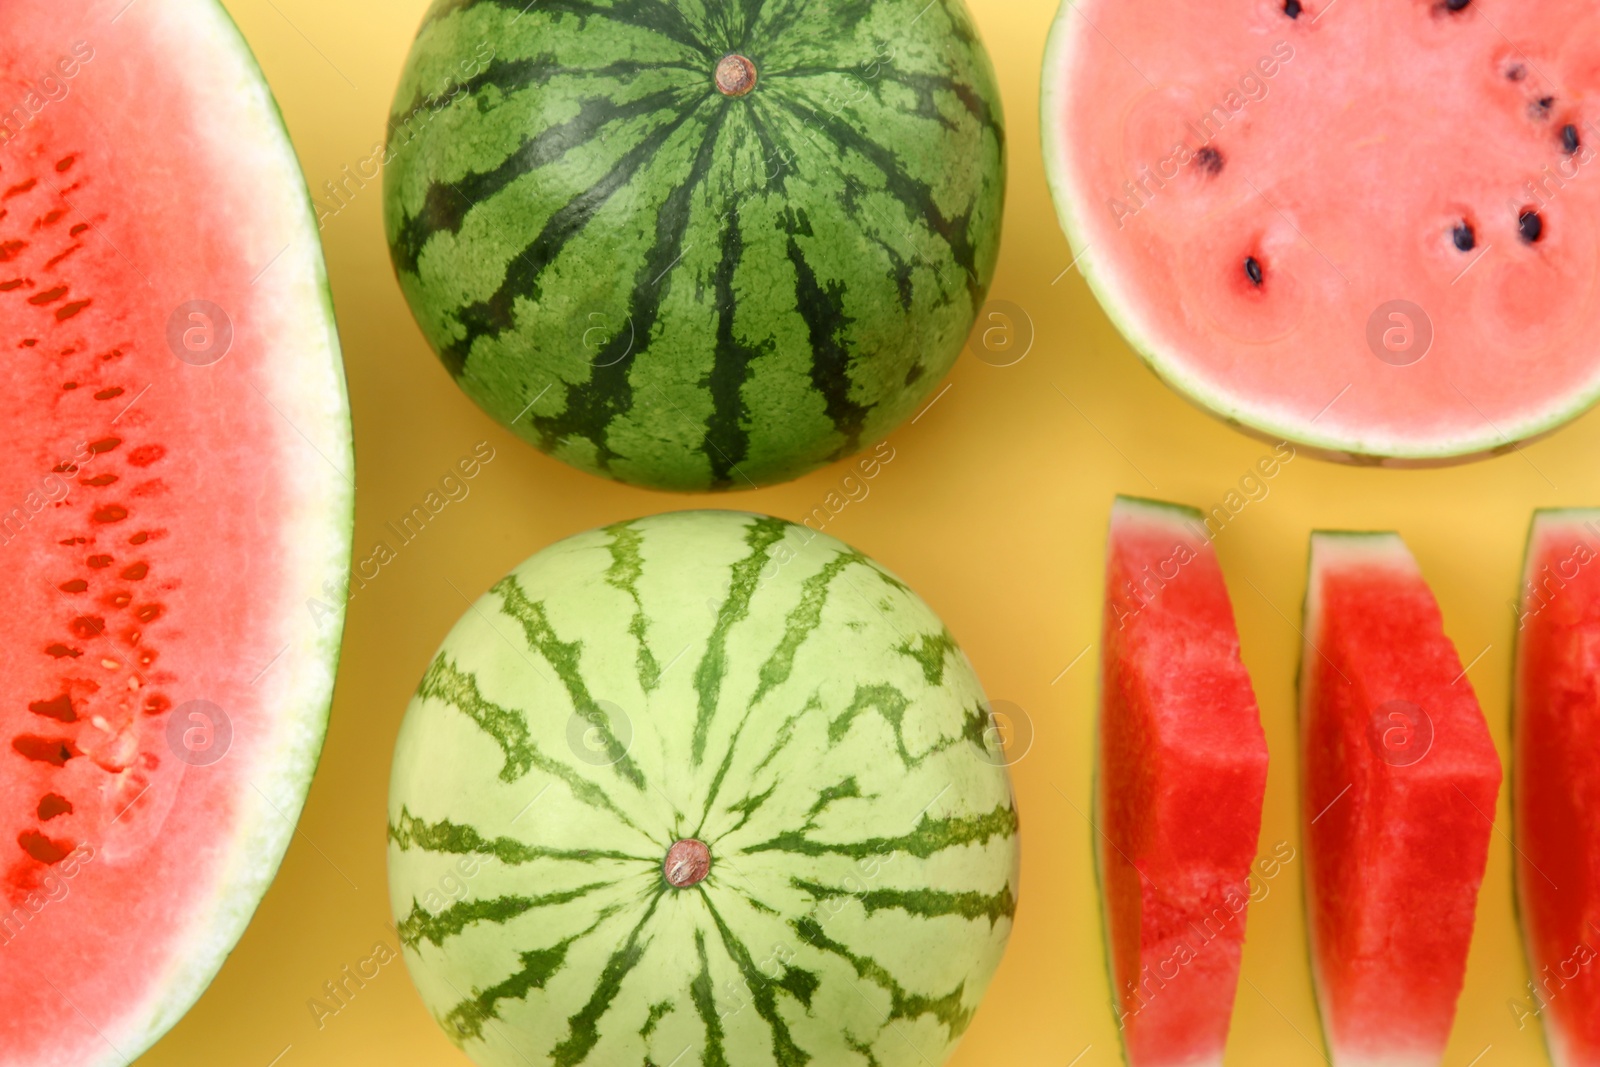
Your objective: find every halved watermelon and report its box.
[1097,496,1268,1066]
[1042,0,1600,463]
[1300,533,1501,1065]
[0,2,350,1065]
[1513,509,1600,1066]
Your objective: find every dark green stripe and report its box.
[791,878,1017,926]
[895,629,958,686]
[703,895,813,1066]
[441,906,622,1045]
[794,916,974,1038]
[389,807,651,865]
[416,655,532,781]
[391,81,701,274]
[603,521,662,693]
[690,931,730,1067]
[830,683,966,770]
[703,184,755,482]
[776,92,983,297]
[782,204,871,456]
[746,802,1018,860]
[493,575,648,789]
[751,548,866,705]
[749,693,821,777]
[691,515,790,764]
[441,98,711,375]
[523,102,734,467]
[804,777,861,822]
[399,882,613,949]
[438,0,716,58]
[418,656,648,825]
[550,888,666,1067]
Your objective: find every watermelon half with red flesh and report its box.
[1042,0,1600,463]
[1300,533,1501,1065]
[1098,496,1268,1066]
[1514,509,1600,1066]
[0,2,350,1064]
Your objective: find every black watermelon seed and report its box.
[1244,256,1263,286]
[1563,123,1580,154]
[1284,0,1302,17]
[1444,0,1470,10]
[1195,146,1224,175]
[1519,209,1544,243]
[1452,222,1476,252]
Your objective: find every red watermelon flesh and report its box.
[1514,509,1600,1067]
[1098,496,1269,1066]
[1043,0,1600,463]
[0,2,350,1065]
[1300,533,1501,1065]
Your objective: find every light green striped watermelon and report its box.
[383,0,1005,492]
[387,510,1019,1067]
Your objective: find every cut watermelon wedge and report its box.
[1042,0,1600,463]
[1514,509,1600,1066]
[0,2,350,1065]
[1300,533,1501,1066]
[1097,496,1268,1067]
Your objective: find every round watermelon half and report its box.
[384,0,1005,492]
[0,2,351,1064]
[1042,0,1600,464]
[388,510,1019,1067]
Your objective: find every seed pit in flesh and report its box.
[1244,256,1264,287]
[1283,0,1303,18]
[1562,123,1580,154]
[1519,208,1544,243]
[663,838,712,887]
[1452,222,1476,251]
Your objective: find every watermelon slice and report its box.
[0,2,350,1064]
[1042,0,1600,463]
[1300,533,1501,1065]
[1513,509,1600,1066]
[1097,496,1268,1066]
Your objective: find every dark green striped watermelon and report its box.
[383,0,1005,492]
[388,510,1019,1066]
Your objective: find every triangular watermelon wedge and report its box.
[1097,496,1269,1066]
[1513,509,1600,1066]
[0,2,351,1064]
[1300,533,1501,1065]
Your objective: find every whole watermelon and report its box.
[383,0,1006,491]
[388,510,1019,1067]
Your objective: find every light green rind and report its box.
[386,0,1005,491]
[388,510,1018,1066]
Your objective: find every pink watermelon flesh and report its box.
[1514,509,1600,1067]
[0,3,350,1065]
[1043,0,1600,462]
[1098,497,1269,1067]
[1300,533,1501,1065]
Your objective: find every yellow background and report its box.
[141,0,1585,1063]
